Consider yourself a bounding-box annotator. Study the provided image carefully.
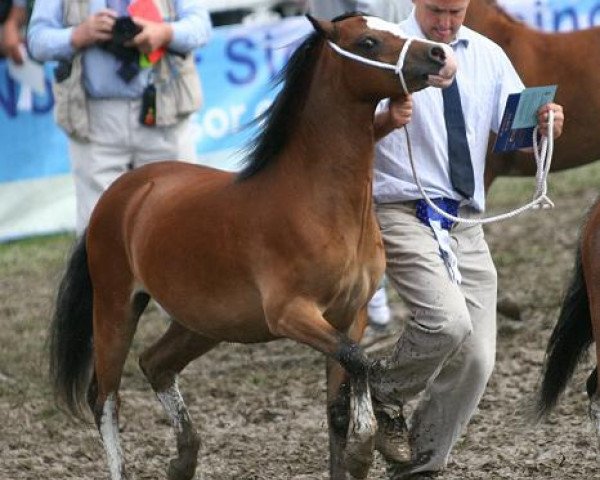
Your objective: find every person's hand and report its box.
[373,94,413,140]
[537,102,564,139]
[3,19,24,64]
[387,95,413,128]
[71,9,117,50]
[129,18,173,55]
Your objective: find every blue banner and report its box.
[192,17,308,156]
[500,0,600,31]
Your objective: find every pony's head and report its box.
[308,12,457,98]
[239,13,457,180]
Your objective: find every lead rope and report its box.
[406,110,555,224]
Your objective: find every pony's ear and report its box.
[306,14,336,39]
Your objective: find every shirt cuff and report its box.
[168,12,212,53]
[54,27,78,60]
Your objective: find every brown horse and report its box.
[48,13,457,480]
[537,196,600,439]
[465,0,600,189]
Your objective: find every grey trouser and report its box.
[371,201,497,476]
[69,98,196,234]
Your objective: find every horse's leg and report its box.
[343,309,376,480]
[588,311,600,447]
[265,298,375,479]
[327,358,351,480]
[87,291,150,480]
[584,222,600,446]
[139,321,219,480]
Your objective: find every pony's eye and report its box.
[359,37,379,49]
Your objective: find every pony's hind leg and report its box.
[139,321,219,480]
[88,291,150,480]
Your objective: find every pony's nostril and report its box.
[429,45,446,65]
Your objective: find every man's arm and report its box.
[27,0,78,61]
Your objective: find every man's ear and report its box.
[306,14,336,40]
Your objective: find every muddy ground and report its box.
[1,167,599,479]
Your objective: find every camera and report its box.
[100,16,142,82]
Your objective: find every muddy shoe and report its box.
[387,467,441,480]
[374,403,409,464]
[344,431,375,479]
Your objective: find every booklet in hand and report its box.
[493,85,557,153]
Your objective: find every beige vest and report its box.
[54,0,203,140]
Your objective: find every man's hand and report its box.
[387,95,413,127]
[374,95,413,140]
[129,17,173,55]
[3,21,23,64]
[71,9,117,50]
[2,6,28,64]
[537,102,564,139]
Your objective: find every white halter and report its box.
[327,38,414,95]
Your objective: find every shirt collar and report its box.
[401,9,471,50]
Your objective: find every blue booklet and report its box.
[493,85,557,152]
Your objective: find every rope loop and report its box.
[407,110,555,224]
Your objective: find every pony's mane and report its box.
[237,12,365,180]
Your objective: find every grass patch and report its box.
[487,161,600,209]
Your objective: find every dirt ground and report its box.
[1,172,599,479]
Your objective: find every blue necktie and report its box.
[442,79,475,199]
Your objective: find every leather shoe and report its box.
[374,403,409,463]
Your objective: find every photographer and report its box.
[27,0,212,234]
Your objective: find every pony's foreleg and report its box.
[327,358,351,480]
[342,310,376,480]
[265,299,376,479]
[139,321,219,480]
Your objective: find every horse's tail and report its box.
[537,246,592,418]
[48,233,94,419]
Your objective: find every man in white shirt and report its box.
[368,1,564,478]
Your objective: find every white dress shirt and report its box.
[373,11,525,212]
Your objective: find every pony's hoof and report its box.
[344,432,375,479]
[167,457,197,480]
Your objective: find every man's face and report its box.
[413,0,470,43]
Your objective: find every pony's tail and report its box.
[48,233,94,419]
[536,246,592,419]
